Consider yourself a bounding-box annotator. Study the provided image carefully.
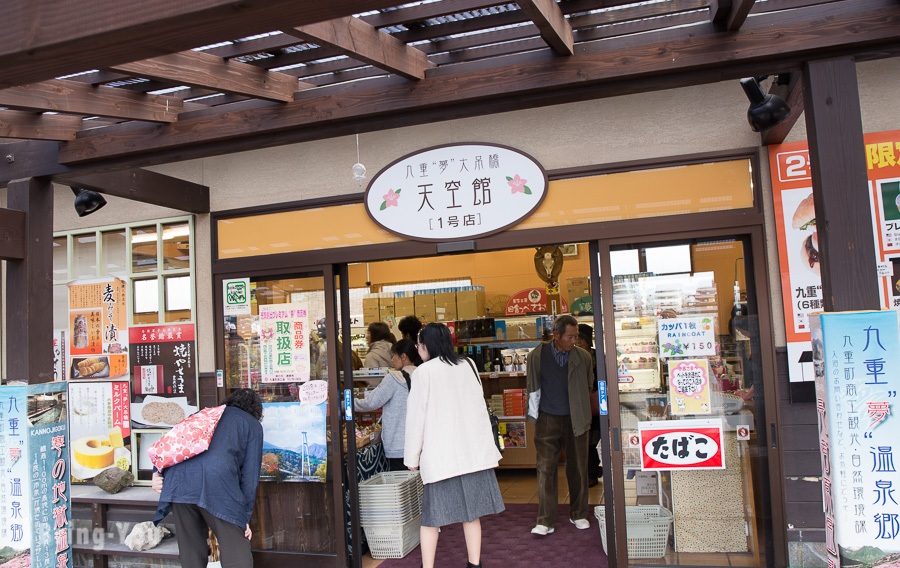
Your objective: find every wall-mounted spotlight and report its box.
[740,76,791,132]
[71,186,107,217]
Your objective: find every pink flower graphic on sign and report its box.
[507,174,532,195]
[380,188,402,210]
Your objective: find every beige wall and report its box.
[37,57,900,374]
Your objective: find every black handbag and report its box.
[466,358,505,454]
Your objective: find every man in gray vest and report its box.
[525,314,594,535]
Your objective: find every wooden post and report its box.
[6,177,53,384]
[802,58,880,311]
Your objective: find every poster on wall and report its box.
[129,324,198,428]
[67,277,128,380]
[223,278,251,316]
[505,288,568,316]
[657,317,716,358]
[259,381,328,482]
[638,418,725,470]
[0,382,72,568]
[667,358,712,415]
[52,330,67,382]
[67,381,132,483]
[770,130,900,382]
[499,421,526,448]
[810,310,900,567]
[259,303,310,383]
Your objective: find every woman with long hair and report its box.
[405,323,504,568]
[355,339,422,471]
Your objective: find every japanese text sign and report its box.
[658,317,715,358]
[668,359,712,415]
[364,143,548,241]
[0,382,72,568]
[67,277,128,380]
[638,419,725,470]
[223,278,251,316]
[259,303,310,383]
[129,324,198,427]
[66,381,131,483]
[810,310,900,567]
[505,288,567,316]
[770,130,900,383]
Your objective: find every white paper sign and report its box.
[658,316,716,358]
[364,143,548,241]
[223,278,251,316]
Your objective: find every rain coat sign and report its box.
[364,143,548,241]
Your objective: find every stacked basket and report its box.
[359,471,424,559]
[594,505,674,559]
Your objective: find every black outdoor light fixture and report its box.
[71,186,107,217]
[740,76,791,132]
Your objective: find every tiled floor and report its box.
[361,467,758,568]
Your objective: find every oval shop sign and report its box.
[364,143,548,242]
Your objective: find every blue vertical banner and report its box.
[811,311,900,568]
[597,380,608,416]
[0,382,71,568]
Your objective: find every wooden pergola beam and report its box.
[762,73,804,146]
[710,0,757,29]
[0,0,404,89]
[51,0,900,166]
[0,79,182,122]
[517,0,575,56]
[111,51,310,103]
[285,16,432,81]
[0,110,82,141]
[56,168,210,213]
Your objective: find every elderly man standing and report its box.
[526,314,594,535]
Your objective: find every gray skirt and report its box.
[421,468,505,527]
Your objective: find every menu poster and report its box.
[67,277,128,380]
[260,382,328,482]
[810,311,900,567]
[667,358,712,415]
[67,381,132,483]
[0,382,72,568]
[770,129,900,382]
[259,303,310,383]
[499,421,527,448]
[128,324,198,427]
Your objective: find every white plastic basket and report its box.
[363,515,421,559]
[594,505,673,559]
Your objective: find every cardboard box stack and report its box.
[394,292,416,318]
[456,288,486,319]
[566,276,591,307]
[489,394,505,415]
[414,291,436,322]
[363,296,380,326]
[434,291,457,322]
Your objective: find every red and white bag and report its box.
[147,405,225,471]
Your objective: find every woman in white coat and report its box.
[405,323,504,568]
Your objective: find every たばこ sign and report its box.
[638,419,725,470]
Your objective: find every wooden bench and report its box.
[70,485,179,567]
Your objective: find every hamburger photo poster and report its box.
[770,129,900,383]
[66,380,132,483]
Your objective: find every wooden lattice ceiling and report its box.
[2,0,900,194]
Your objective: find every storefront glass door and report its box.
[601,236,771,568]
[222,271,340,555]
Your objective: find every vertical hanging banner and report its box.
[52,331,67,382]
[0,381,72,568]
[811,311,900,567]
[67,381,132,482]
[259,303,310,383]
[128,324,198,428]
[770,130,900,382]
[67,277,128,379]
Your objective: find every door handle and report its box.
[612,427,621,451]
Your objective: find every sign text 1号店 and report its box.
[364,143,548,242]
[811,310,900,568]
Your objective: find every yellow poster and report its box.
[67,278,129,379]
[667,358,712,415]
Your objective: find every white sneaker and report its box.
[570,518,590,530]
[531,524,555,535]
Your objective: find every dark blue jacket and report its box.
[154,406,263,528]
